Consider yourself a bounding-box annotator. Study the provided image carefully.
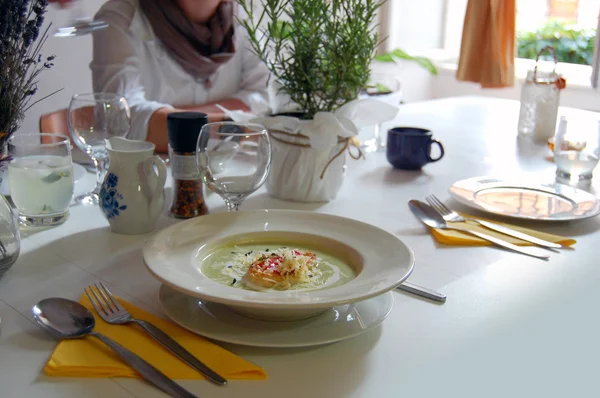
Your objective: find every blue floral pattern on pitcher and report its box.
[100,173,127,219]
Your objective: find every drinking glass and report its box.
[554,116,600,184]
[68,93,130,205]
[7,134,74,226]
[196,122,271,211]
[358,73,402,152]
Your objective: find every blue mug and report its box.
[386,127,445,170]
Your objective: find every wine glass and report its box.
[68,93,130,205]
[196,122,271,211]
[54,0,108,38]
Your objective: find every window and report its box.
[441,0,600,88]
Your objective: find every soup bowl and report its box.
[143,210,414,321]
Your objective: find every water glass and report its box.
[7,133,74,226]
[196,122,271,211]
[68,93,131,205]
[554,117,600,183]
[358,73,402,152]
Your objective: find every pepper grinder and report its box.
[167,112,209,218]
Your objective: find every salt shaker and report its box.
[167,112,209,219]
[517,46,566,143]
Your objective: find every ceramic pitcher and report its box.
[100,137,167,234]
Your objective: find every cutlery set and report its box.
[410,195,564,259]
[33,283,225,398]
[397,194,569,303]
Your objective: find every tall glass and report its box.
[68,93,130,205]
[196,122,272,211]
[7,134,74,226]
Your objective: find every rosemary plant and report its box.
[237,0,383,119]
[0,0,58,154]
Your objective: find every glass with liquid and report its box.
[553,118,600,183]
[7,134,74,226]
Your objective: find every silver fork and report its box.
[85,282,227,386]
[425,195,563,250]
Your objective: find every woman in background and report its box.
[90,0,270,152]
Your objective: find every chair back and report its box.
[39,108,69,136]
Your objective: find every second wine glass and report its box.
[68,93,131,205]
[196,122,272,211]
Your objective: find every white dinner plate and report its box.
[449,176,600,221]
[158,284,394,348]
[143,210,414,321]
[0,163,86,195]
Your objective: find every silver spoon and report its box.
[32,297,198,398]
[408,200,550,260]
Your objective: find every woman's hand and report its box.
[147,98,250,153]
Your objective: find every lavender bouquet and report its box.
[0,0,57,163]
[1,0,56,267]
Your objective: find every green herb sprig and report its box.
[237,0,383,119]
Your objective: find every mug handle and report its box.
[427,139,445,162]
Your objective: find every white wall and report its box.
[18,1,106,136]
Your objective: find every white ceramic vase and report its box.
[99,137,167,235]
[266,130,347,202]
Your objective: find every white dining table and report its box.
[1,96,599,398]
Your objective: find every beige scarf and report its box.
[139,0,236,80]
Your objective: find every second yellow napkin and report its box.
[44,294,267,380]
[429,213,576,247]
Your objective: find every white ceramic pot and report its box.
[266,130,347,202]
[100,138,167,235]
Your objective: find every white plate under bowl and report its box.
[449,176,600,221]
[159,284,394,348]
[143,210,414,321]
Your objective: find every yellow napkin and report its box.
[430,213,576,247]
[44,294,267,380]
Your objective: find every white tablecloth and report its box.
[1,96,599,398]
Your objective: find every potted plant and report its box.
[237,0,397,202]
[0,0,57,278]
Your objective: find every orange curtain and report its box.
[456,0,516,88]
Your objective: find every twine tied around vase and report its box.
[269,130,364,179]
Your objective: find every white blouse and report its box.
[90,0,271,140]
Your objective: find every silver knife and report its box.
[134,320,227,386]
[450,224,551,260]
[475,220,563,249]
[396,281,446,303]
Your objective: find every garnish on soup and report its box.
[245,248,318,289]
